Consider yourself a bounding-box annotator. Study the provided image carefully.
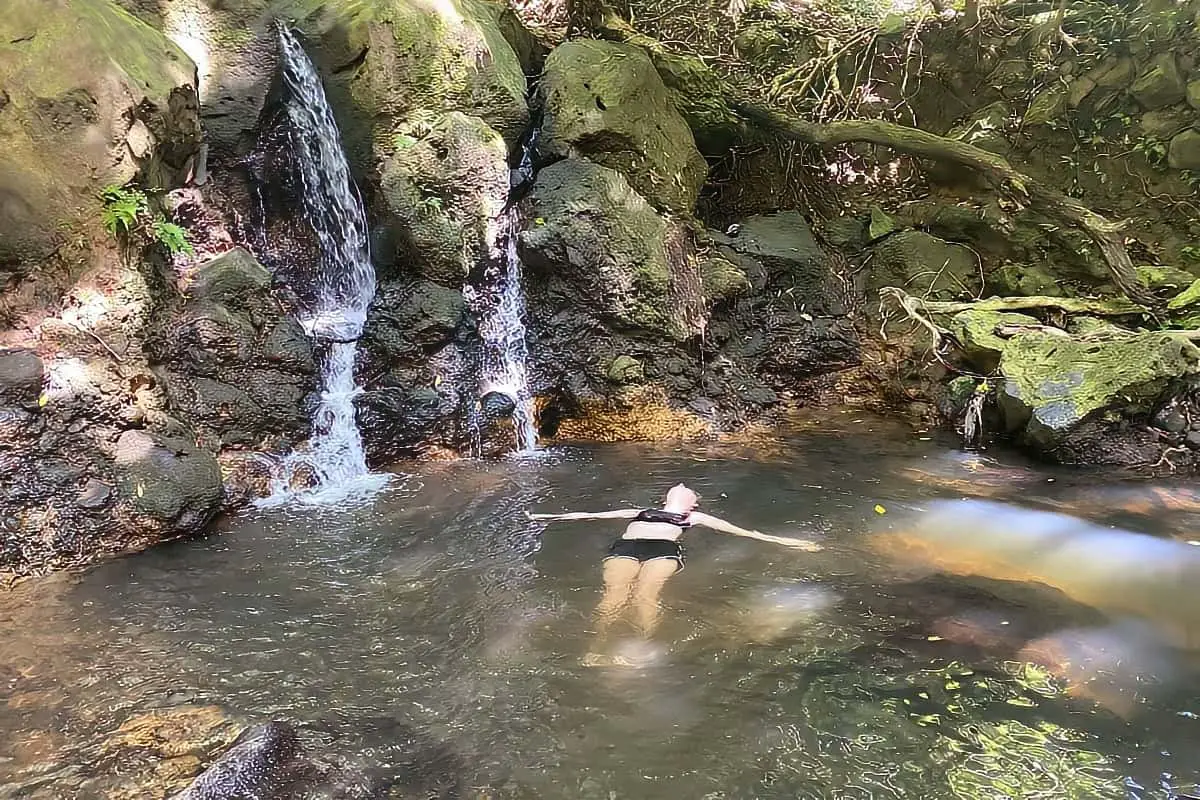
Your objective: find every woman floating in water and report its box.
[528,483,821,665]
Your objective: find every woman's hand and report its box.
[761,533,823,551]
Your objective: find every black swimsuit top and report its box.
[635,509,693,528]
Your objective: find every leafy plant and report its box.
[1181,245,1200,264]
[99,183,194,257]
[152,219,195,256]
[1132,136,1169,169]
[100,184,148,236]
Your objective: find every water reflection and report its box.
[2,422,1199,798]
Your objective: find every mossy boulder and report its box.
[606,355,645,384]
[949,309,1042,371]
[867,231,981,300]
[988,264,1063,297]
[305,0,529,150]
[518,158,681,336]
[0,0,200,269]
[378,112,509,284]
[537,40,707,213]
[995,330,1200,450]
[114,429,222,537]
[1129,54,1186,110]
[1167,129,1200,170]
[699,256,750,303]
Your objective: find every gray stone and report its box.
[1129,54,1186,110]
[0,349,44,405]
[75,478,112,509]
[1189,80,1200,111]
[1187,430,1200,447]
[189,248,272,309]
[538,40,707,213]
[1168,129,1200,170]
[114,429,221,534]
[867,230,981,300]
[727,212,830,282]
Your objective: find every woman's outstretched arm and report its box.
[689,512,823,551]
[526,509,641,522]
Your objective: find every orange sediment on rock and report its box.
[546,387,712,442]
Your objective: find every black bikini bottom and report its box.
[604,538,685,570]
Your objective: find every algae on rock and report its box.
[537,39,707,214]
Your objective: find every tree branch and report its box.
[732,102,1155,306]
[877,288,1148,317]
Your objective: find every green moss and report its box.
[0,0,193,101]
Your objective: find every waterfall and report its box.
[477,212,538,452]
[256,25,386,503]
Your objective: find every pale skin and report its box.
[528,484,822,658]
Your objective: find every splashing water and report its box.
[259,25,388,504]
[467,136,539,455]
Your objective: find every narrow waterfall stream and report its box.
[466,135,539,454]
[257,25,387,502]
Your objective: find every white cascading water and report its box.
[473,208,538,453]
[260,25,387,503]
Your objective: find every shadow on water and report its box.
[4,420,1200,798]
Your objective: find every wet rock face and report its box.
[0,351,223,577]
[153,248,317,453]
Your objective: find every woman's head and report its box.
[664,483,698,513]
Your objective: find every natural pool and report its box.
[3,415,1199,799]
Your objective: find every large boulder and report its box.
[995,328,1200,453]
[154,248,317,452]
[308,0,529,157]
[537,40,707,214]
[518,158,683,337]
[1129,53,1186,110]
[867,231,981,300]
[0,0,201,271]
[1168,128,1200,171]
[378,112,510,285]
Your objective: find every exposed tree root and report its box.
[879,288,1200,347]
[877,288,1148,317]
[733,103,1156,306]
[588,4,1155,307]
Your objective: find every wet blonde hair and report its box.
[664,483,698,512]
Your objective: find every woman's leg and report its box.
[593,557,641,638]
[631,558,681,638]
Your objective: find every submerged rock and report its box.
[537,39,707,213]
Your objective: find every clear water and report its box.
[4,417,1200,799]
[262,26,383,501]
